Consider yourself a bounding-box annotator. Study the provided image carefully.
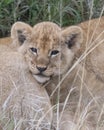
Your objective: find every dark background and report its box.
[0,0,104,37]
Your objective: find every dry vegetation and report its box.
[0,0,104,130]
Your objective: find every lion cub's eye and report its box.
[50,50,59,56]
[30,47,37,53]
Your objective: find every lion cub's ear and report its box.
[11,22,32,45]
[62,26,83,52]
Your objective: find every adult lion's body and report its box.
[0,37,12,45]
[0,16,104,130]
[79,17,104,80]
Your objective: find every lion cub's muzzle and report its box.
[36,65,47,73]
[34,65,50,84]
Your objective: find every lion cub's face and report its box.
[11,22,82,83]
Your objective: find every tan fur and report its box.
[0,37,12,45]
[10,22,82,85]
[0,16,104,130]
[46,17,104,130]
[0,47,53,128]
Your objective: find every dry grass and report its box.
[52,4,104,130]
[0,1,104,130]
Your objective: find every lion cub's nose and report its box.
[36,66,47,73]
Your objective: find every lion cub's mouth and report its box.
[33,74,50,84]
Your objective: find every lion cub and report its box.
[0,25,53,129]
[1,17,104,130]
